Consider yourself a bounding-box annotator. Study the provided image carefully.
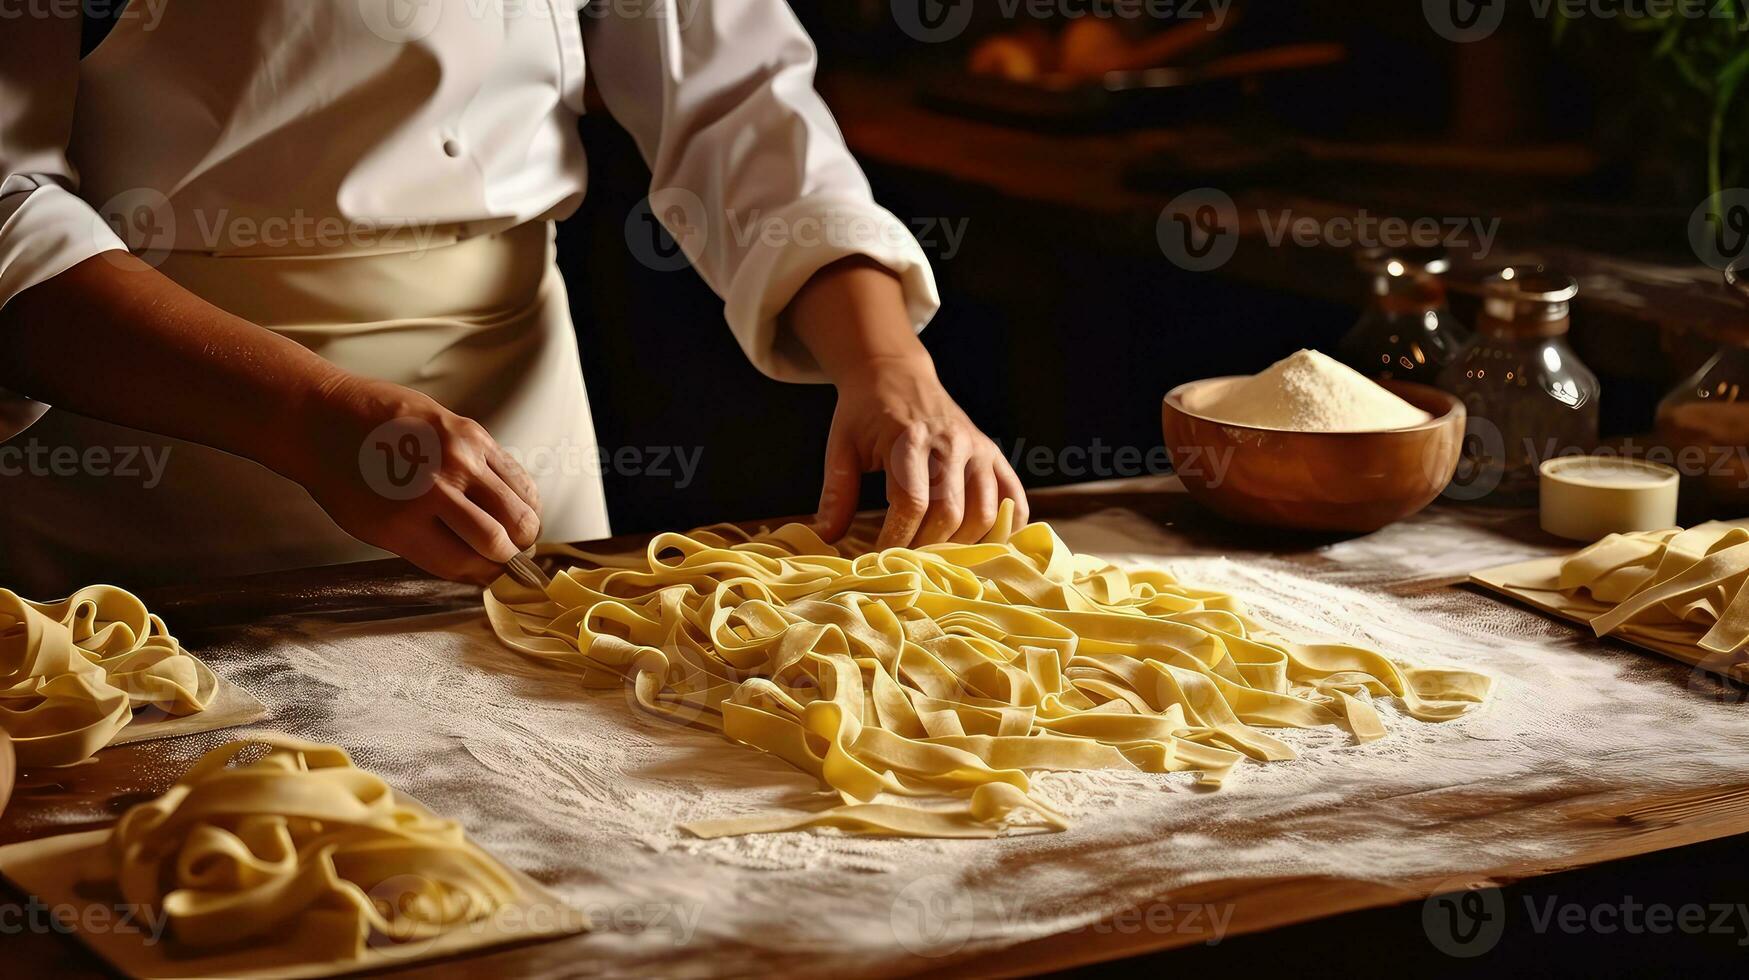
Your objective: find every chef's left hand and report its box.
[814,353,1028,549]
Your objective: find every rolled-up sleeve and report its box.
[1,13,130,438]
[581,0,940,383]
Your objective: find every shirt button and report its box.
[442,138,463,158]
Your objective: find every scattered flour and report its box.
[1200,348,1433,432]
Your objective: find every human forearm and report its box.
[784,256,933,388]
[0,252,341,474]
[0,253,541,581]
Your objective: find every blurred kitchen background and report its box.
[84,2,1749,531]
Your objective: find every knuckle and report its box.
[438,439,476,473]
[512,511,541,547]
[432,472,471,500]
[892,491,928,516]
[965,497,997,525]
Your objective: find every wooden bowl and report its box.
[1162,378,1465,533]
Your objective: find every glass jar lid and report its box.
[1482,266,1578,324]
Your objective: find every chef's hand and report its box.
[787,256,1029,548]
[283,373,543,584]
[815,355,1029,548]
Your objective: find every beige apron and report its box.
[0,222,608,596]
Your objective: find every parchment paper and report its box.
[109,675,268,748]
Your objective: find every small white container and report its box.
[1539,456,1680,542]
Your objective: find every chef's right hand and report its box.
[279,373,542,584]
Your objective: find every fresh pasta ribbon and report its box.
[1529,521,1749,656]
[486,502,1492,837]
[1,585,215,767]
[94,735,519,959]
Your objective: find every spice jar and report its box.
[1337,246,1468,382]
[1655,259,1749,515]
[1439,268,1600,505]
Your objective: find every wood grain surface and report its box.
[3,477,1745,978]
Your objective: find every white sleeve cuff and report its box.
[0,178,128,310]
[0,180,129,442]
[721,195,940,384]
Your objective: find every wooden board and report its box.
[1470,556,1749,683]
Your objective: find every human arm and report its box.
[785,257,1028,546]
[583,0,1028,545]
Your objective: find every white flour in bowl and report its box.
[1200,349,1433,432]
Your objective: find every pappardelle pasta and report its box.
[1,585,214,767]
[486,503,1493,838]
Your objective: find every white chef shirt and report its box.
[0,0,938,437]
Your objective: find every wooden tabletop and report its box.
[4,477,1747,977]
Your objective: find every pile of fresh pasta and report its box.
[1548,522,1749,653]
[99,736,518,959]
[1,585,214,767]
[486,504,1492,837]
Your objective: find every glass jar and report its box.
[1337,246,1468,382]
[1655,260,1749,514]
[1439,268,1601,505]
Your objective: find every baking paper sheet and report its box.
[108,674,268,748]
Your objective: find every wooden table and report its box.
[5,477,1747,977]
